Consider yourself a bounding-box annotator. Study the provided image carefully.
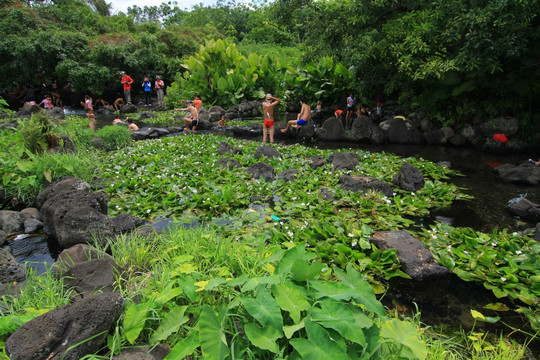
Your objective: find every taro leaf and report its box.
[276,243,315,276]
[123,302,151,345]
[289,320,349,360]
[333,264,386,317]
[177,275,198,302]
[151,305,188,343]
[205,277,227,291]
[309,298,368,346]
[310,280,357,301]
[284,318,305,339]
[380,318,428,360]
[241,275,280,292]
[291,259,325,282]
[152,283,183,307]
[483,302,510,311]
[199,305,229,360]
[272,283,311,324]
[244,323,283,353]
[241,287,283,330]
[166,331,199,359]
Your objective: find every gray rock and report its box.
[0,229,6,246]
[218,141,233,155]
[349,115,387,145]
[54,244,112,275]
[309,155,327,169]
[318,117,346,141]
[23,218,43,233]
[495,163,540,185]
[111,213,147,234]
[339,175,393,197]
[19,207,40,220]
[393,161,425,191]
[330,152,360,171]
[35,177,91,208]
[63,257,117,297]
[534,223,540,242]
[476,117,519,137]
[0,210,23,233]
[5,292,124,360]
[370,230,450,280]
[386,118,423,145]
[246,162,275,182]
[218,158,241,169]
[277,169,298,182]
[254,145,281,159]
[0,247,26,284]
[508,198,540,222]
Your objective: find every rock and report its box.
[54,244,113,275]
[0,229,6,246]
[120,103,138,113]
[318,117,346,141]
[309,155,327,169]
[370,230,450,280]
[218,158,241,169]
[52,134,76,154]
[0,247,26,284]
[449,133,467,147]
[329,152,360,171]
[393,161,425,191]
[40,189,115,248]
[23,218,43,233]
[5,292,124,360]
[349,115,387,145]
[9,234,55,275]
[231,124,262,137]
[320,187,336,201]
[495,163,540,185]
[111,213,147,234]
[218,141,234,155]
[534,223,540,242]
[339,175,393,197]
[35,177,91,208]
[112,345,170,360]
[19,208,40,221]
[386,117,423,145]
[277,169,298,182]
[63,257,117,297]
[246,162,275,182]
[44,107,65,120]
[476,117,519,137]
[508,198,540,222]
[254,145,281,159]
[138,112,157,120]
[0,210,23,233]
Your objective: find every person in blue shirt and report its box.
[142,77,152,106]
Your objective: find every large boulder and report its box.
[0,210,23,234]
[385,117,423,145]
[36,177,91,208]
[246,162,275,182]
[339,175,393,197]
[393,162,425,191]
[349,115,387,145]
[0,247,26,284]
[495,163,540,185]
[318,117,346,141]
[63,257,117,297]
[370,230,450,280]
[40,189,115,248]
[5,292,124,360]
[54,244,113,275]
[329,152,360,171]
[508,198,540,223]
[217,141,233,155]
[254,145,281,159]
[111,213,147,233]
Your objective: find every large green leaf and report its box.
[309,298,368,346]
[289,320,349,360]
[380,318,428,360]
[333,264,386,317]
[150,305,188,343]
[241,275,280,292]
[272,283,311,323]
[241,287,283,330]
[291,259,325,282]
[244,323,283,353]
[165,331,199,360]
[199,305,229,360]
[123,302,151,345]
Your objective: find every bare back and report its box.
[299,103,312,121]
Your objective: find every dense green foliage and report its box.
[2,0,538,127]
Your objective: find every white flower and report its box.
[447,245,452,252]
[411,192,416,196]
[351,241,358,247]
[464,250,470,255]
[287,231,294,237]
[491,242,497,247]
[501,277,507,282]
[515,250,522,255]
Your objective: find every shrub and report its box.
[96,125,132,151]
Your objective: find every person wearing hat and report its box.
[155,75,165,107]
[120,71,134,104]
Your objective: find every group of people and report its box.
[120,71,165,107]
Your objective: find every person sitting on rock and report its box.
[114,97,125,111]
[126,118,139,131]
[175,101,199,133]
[281,97,311,133]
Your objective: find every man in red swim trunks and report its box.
[262,93,280,143]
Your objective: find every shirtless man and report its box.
[262,94,280,143]
[126,118,139,131]
[175,102,199,133]
[281,97,311,133]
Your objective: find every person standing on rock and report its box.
[142,76,152,106]
[262,94,280,143]
[120,71,133,104]
[281,96,311,134]
[155,75,165,107]
[345,92,356,129]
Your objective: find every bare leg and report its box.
[281,120,297,133]
[263,126,268,142]
[269,125,274,143]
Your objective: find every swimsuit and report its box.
[297,119,307,126]
[264,120,274,128]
